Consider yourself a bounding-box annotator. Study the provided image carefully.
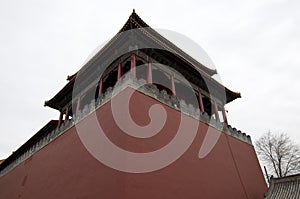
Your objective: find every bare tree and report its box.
[255,131,300,179]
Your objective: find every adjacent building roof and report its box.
[264,174,300,199]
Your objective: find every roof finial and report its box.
[133,9,135,13]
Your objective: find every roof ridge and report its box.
[119,9,149,33]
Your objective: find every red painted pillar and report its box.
[130,53,136,77]
[198,92,205,113]
[58,111,63,127]
[170,75,176,96]
[76,97,81,115]
[65,107,69,121]
[147,61,152,84]
[213,101,220,122]
[117,63,123,80]
[222,106,228,125]
[98,79,103,95]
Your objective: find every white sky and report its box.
[0,0,299,159]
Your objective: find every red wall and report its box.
[0,88,267,199]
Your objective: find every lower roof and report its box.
[264,174,300,199]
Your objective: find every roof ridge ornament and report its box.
[119,9,149,33]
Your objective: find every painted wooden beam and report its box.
[65,107,69,121]
[76,97,81,115]
[213,101,220,122]
[170,75,176,96]
[130,53,136,77]
[117,63,123,80]
[58,111,63,127]
[98,79,103,96]
[222,106,228,125]
[147,61,152,84]
[198,92,204,113]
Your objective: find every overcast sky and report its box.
[0,0,299,159]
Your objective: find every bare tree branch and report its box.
[255,131,300,178]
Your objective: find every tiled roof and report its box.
[264,174,300,199]
[45,10,241,110]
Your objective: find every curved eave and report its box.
[225,88,241,104]
[67,73,77,81]
[44,80,74,110]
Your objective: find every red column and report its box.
[130,53,136,77]
[170,75,176,96]
[64,107,69,121]
[117,63,123,80]
[98,79,103,95]
[198,92,204,113]
[76,97,81,115]
[58,111,63,127]
[222,106,228,125]
[147,61,152,84]
[213,101,220,122]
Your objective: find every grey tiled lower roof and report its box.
[264,174,300,199]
